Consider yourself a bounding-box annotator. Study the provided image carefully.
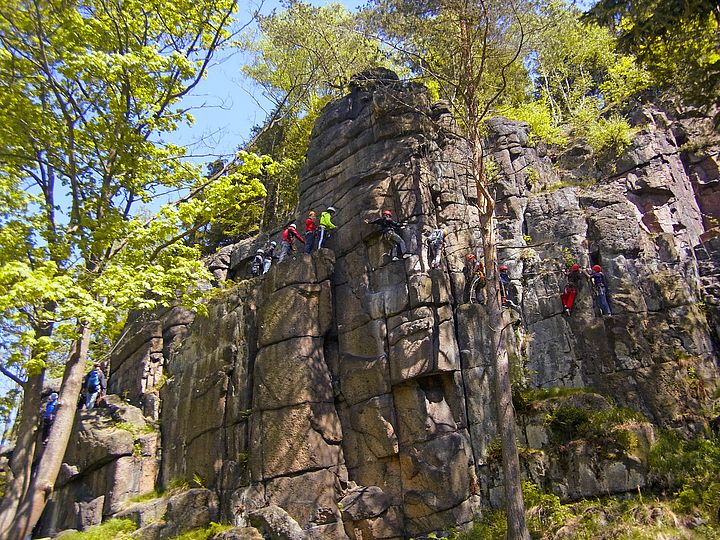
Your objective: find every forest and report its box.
[0,0,718,538]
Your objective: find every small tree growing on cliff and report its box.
[366,0,535,537]
[0,0,271,535]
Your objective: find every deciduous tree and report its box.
[0,0,269,535]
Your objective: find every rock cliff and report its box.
[39,72,719,538]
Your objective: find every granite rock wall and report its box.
[39,72,719,539]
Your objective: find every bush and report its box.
[523,481,570,536]
[584,113,635,155]
[58,519,136,540]
[499,100,567,146]
[649,430,720,521]
[167,522,232,540]
[450,509,507,540]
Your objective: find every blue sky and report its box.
[170,0,362,163]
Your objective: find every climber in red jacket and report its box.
[561,263,582,315]
[278,223,305,263]
[304,211,318,254]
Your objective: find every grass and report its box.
[451,491,720,540]
[56,518,136,540]
[166,522,232,540]
[127,488,165,504]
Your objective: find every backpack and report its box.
[86,369,100,391]
[250,256,263,276]
[428,229,444,243]
[44,400,57,419]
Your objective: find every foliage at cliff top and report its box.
[586,0,720,109]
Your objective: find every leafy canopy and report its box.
[0,0,267,373]
[586,0,720,107]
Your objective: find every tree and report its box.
[585,0,720,108]
[0,0,270,535]
[501,1,649,152]
[366,1,535,537]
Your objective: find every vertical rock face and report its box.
[41,73,719,538]
[484,113,717,431]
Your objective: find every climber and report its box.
[365,210,411,261]
[83,363,107,411]
[277,223,305,263]
[318,206,337,249]
[561,263,582,315]
[426,226,449,269]
[464,253,486,303]
[42,392,58,445]
[499,265,519,309]
[250,249,264,277]
[588,264,612,317]
[262,241,277,274]
[304,210,318,254]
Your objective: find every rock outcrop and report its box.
[39,72,719,538]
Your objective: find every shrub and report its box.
[499,100,567,146]
[167,522,232,540]
[58,518,136,540]
[649,430,720,521]
[450,509,507,540]
[584,113,635,155]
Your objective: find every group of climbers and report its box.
[561,263,612,317]
[250,206,338,275]
[464,253,611,317]
[245,208,613,318]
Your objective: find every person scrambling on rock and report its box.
[83,363,106,410]
[304,210,318,254]
[278,223,305,263]
[318,206,337,249]
[426,226,448,269]
[263,241,277,274]
[561,263,582,315]
[499,265,519,309]
[365,210,411,261]
[588,264,612,317]
[250,249,264,277]
[464,253,486,303]
[42,392,58,445]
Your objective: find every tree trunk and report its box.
[0,373,44,534]
[4,323,91,540]
[481,213,530,540]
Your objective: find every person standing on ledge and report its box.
[318,206,337,249]
[83,363,106,410]
[304,210,318,254]
[278,223,305,263]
